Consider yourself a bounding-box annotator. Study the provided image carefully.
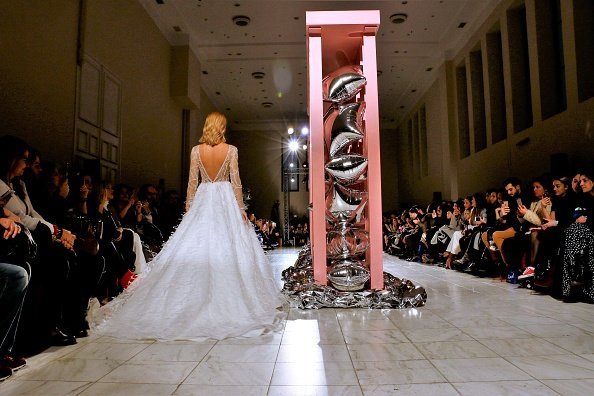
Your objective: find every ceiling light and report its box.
[287,127,294,135]
[232,15,251,26]
[458,22,467,28]
[289,163,294,168]
[302,144,308,150]
[301,127,309,135]
[290,178,295,183]
[173,26,182,32]
[390,13,408,24]
[288,140,299,151]
[251,71,265,79]
[261,102,273,108]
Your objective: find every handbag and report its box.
[71,216,101,256]
[0,223,37,268]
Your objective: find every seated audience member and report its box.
[425,203,449,262]
[107,184,148,273]
[92,182,139,297]
[481,177,524,278]
[533,176,574,289]
[135,184,164,252]
[0,135,77,347]
[0,215,30,381]
[430,201,463,262]
[443,197,474,269]
[560,170,594,302]
[453,192,488,269]
[571,173,582,194]
[159,189,183,239]
[522,177,553,267]
[20,147,43,211]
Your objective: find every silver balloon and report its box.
[323,65,367,103]
[327,228,370,259]
[325,154,367,184]
[335,183,366,206]
[327,259,370,291]
[326,102,365,158]
[325,198,368,228]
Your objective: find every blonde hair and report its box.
[199,112,227,146]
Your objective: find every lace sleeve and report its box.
[229,146,245,210]
[185,146,200,211]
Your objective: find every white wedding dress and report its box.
[90,144,283,341]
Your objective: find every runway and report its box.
[3,248,594,395]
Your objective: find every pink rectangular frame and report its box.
[306,10,384,289]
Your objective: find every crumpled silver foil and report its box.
[282,245,428,309]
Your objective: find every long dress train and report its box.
[90,144,283,340]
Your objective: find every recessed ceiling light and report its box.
[216,91,221,95]
[458,22,467,28]
[232,15,250,26]
[377,70,383,76]
[202,71,208,75]
[155,0,164,4]
[390,13,408,24]
[252,71,265,79]
[426,67,433,72]
[173,26,182,32]
[234,3,240,7]
[261,102,273,108]
[411,89,416,93]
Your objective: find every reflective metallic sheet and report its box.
[282,245,428,309]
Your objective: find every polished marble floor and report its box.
[2,248,594,395]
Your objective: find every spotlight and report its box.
[289,163,294,168]
[290,178,295,183]
[287,127,294,135]
[288,140,299,151]
[303,162,308,168]
[302,144,308,150]
[301,127,309,135]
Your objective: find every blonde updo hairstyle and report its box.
[199,112,227,146]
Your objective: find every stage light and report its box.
[302,144,308,150]
[301,126,309,135]
[288,140,299,151]
[287,127,294,135]
[290,178,295,182]
[289,162,294,168]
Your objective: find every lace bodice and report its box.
[185,144,245,211]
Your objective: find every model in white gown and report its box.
[90,142,283,341]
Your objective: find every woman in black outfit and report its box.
[560,170,594,302]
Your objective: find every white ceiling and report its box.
[140,0,501,131]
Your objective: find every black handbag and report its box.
[0,223,37,268]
